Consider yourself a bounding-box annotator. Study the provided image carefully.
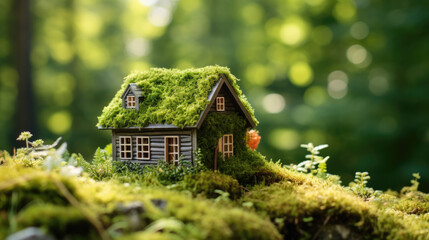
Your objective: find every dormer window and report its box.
[121,84,142,111]
[127,96,136,108]
[216,97,225,111]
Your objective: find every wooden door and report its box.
[165,136,180,165]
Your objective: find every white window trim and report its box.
[164,136,180,166]
[120,136,132,159]
[127,95,136,108]
[218,134,233,159]
[136,136,150,160]
[216,97,225,111]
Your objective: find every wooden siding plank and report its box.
[180,147,192,152]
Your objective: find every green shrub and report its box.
[183,171,242,199]
[113,158,206,186]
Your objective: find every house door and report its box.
[218,134,234,160]
[165,136,180,165]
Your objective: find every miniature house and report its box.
[97,66,257,166]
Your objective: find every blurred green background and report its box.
[1,0,428,191]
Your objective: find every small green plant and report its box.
[293,143,329,178]
[155,157,206,185]
[31,139,44,148]
[401,173,421,195]
[348,172,381,199]
[16,131,33,148]
[214,189,231,203]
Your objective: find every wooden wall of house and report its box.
[113,131,193,166]
[209,85,239,112]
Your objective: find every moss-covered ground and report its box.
[1,145,428,240]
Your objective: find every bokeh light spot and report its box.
[333,1,356,22]
[328,70,349,83]
[246,64,275,86]
[369,68,390,95]
[78,42,109,69]
[327,70,348,99]
[280,17,308,46]
[346,44,367,65]
[304,86,327,106]
[50,41,73,64]
[269,129,300,150]
[126,38,151,57]
[48,111,72,134]
[148,7,172,27]
[350,21,369,40]
[139,0,158,6]
[289,62,313,87]
[328,80,348,99]
[241,3,263,25]
[262,93,285,113]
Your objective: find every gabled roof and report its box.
[97,66,258,129]
[121,83,143,99]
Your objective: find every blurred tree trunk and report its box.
[12,0,36,138]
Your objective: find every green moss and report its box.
[97,66,258,128]
[197,112,247,168]
[0,167,77,210]
[197,112,281,186]
[241,164,429,239]
[0,162,281,240]
[183,171,242,199]
[17,204,95,239]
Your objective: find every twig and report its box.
[312,215,331,240]
[51,176,110,240]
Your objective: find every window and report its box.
[165,136,180,166]
[127,96,136,108]
[218,134,233,159]
[120,136,132,159]
[216,97,225,111]
[136,137,150,160]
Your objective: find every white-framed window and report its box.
[136,137,150,160]
[216,97,225,111]
[127,96,136,108]
[165,136,180,166]
[218,134,233,159]
[120,136,132,159]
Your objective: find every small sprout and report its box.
[17,131,33,148]
[294,142,330,178]
[31,139,44,148]
[349,171,379,200]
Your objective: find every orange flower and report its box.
[247,130,261,150]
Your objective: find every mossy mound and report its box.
[97,66,258,128]
[0,163,281,240]
[17,204,95,239]
[183,171,242,199]
[241,162,429,240]
[1,145,428,239]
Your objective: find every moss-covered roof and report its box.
[97,66,258,129]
